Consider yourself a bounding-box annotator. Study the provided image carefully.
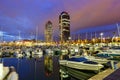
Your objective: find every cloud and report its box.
[0,0,120,41]
[69,0,120,31]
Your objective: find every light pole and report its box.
[68,37,71,42]
[68,37,71,48]
[100,33,103,43]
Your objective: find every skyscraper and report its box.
[59,11,70,42]
[45,21,53,42]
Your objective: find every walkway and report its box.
[88,62,120,80]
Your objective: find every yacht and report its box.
[33,49,43,58]
[45,49,54,56]
[60,57,103,71]
[14,51,23,58]
[71,56,109,64]
[97,49,120,58]
[85,56,109,64]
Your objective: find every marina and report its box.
[0,0,120,80]
[0,56,59,80]
[0,42,120,80]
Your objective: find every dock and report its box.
[88,62,120,80]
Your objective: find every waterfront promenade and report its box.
[89,62,120,80]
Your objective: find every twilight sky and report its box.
[0,0,120,41]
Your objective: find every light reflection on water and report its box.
[2,56,98,80]
[2,56,59,80]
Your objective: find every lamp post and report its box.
[100,33,103,43]
[68,37,71,47]
[68,37,71,42]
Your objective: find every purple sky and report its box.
[0,0,120,41]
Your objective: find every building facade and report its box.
[59,11,70,42]
[45,21,53,42]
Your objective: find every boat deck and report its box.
[88,62,120,80]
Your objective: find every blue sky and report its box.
[0,0,120,41]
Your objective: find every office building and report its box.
[59,11,70,42]
[45,21,53,42]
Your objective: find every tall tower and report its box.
[45,21,53,42]
[59,11,70,42]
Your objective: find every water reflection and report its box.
[60,65,96,80]
[44,55,53,77]
[2,56,59,80]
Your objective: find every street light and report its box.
[68,37,71,48]
[100,33,103,43]
[68,37,71,41]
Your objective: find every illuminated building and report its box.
[59,11,70,42]
[45,21,53,42]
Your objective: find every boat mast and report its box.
[91,32,92,40]
[117,23,120,37]
[95,32,97,39]
[35,26,38,43]
[0,27,3,42]
[18,31,21,41]
[86,32,87,40]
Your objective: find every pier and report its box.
[89,62,120,80]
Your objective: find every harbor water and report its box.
[2,56,59,80]
[1,56,104,80]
